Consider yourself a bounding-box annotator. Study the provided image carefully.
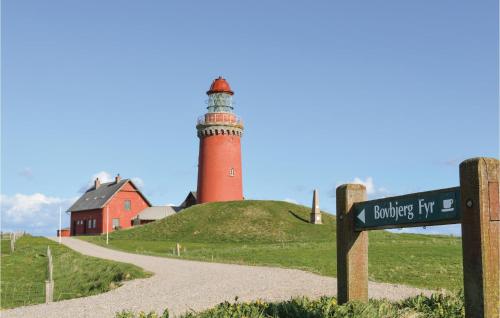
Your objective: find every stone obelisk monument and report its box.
[310,189,322,224]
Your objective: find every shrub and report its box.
[116,309,169,318]
[115,292,465,318]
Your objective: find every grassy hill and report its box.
[106,200,336,243]
[82,200,463,291]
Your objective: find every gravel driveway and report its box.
[2,237,431,318]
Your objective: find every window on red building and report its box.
[124,200,131,211]
[112,218,120,229]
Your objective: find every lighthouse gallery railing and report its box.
[197,113,243,126]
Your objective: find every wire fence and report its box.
[0,234,52,308]
[0,282,87,308]
[0,236,97,308]
[0,232,25,253]
[0,281,46,308]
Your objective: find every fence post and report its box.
[336,184,368,304]
[460,158,499,318]
[45,281,53,303]
[176,243,180,256]
[10,233,15,253]
[45,246,54,303]
[47,246,53,281]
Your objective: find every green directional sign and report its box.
[353,187,461,231]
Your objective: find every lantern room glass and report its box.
[207,93,233,113]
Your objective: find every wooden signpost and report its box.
[336,157,499,318]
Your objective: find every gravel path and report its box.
[2,237,431,318]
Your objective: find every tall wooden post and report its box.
[336,184,368,304]
[460,158,499,318]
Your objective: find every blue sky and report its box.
[2,0,498,236]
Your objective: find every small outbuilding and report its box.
[133,206,178,225]
[57,228,71,237]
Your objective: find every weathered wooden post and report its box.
[460,158,499,318]
[176,243,180,256]
[336,184,368,304]
[45,246,54,303]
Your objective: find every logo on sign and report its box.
[441,199,455,213]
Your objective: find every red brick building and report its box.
[68,175,151,236]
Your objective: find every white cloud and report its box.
[331,177,389,199]
[91,171,114,183]
[351,177,390,196]
[0,193,76,236]
[80,171,145,192]
[284,198,299,204]
[79,171,113,193]
[2,171,147,235]
[1,193,62,223]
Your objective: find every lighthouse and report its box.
[196,77,244,203]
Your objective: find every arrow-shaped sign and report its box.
[357,209,365,223]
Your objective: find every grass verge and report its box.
[0,235,151,309]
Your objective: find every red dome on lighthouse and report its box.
[207,76,234,95]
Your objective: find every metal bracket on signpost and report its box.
[336,184,368,304]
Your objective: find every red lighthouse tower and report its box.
[196,77,244,203]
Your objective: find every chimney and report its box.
[94,177,101,189]
[115,174,121,183]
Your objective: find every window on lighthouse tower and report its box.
[229,168,235,177]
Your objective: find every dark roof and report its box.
[68,179,151,212]
[179,191,197,209]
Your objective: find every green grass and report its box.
[0,235,151,309]
[116,292,465,318]
[81,200,463,291]
[1,239,11,255]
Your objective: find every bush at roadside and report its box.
[115,291,464,318]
